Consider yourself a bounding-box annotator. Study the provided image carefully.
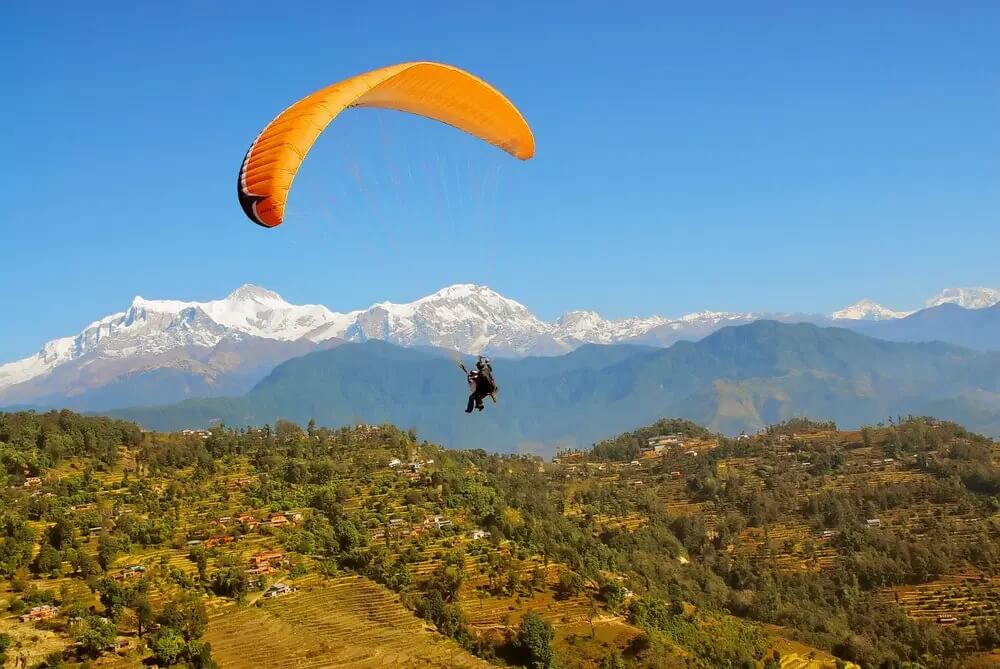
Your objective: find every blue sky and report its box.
[2,2,998,361]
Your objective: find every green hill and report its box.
[109,321,1000,452]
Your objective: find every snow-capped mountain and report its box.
[0,285,339,390]
[831,299,913,321]
[925,287,1000,310]
[307,284,569,356]
[3,282,1000,411]
[555,311,668,345]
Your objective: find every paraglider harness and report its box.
[460,356,498,412]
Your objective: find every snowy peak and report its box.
[0,286,347,391]
[554,310,668,344]
[226,284,288,305]
[925,287,1000,310]
[346,284,554,355]
[832,299,912,321]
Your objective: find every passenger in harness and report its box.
[461,356,498,413]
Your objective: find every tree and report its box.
[599,581,627,613]
[159,594,209,641]
[76,615,118,658]
[95,577,130,620]
[210,567,249,600]
[515,612,555,669]
[975,616,1000,650]
[129,592,155,639]
[427,563,464,602]
[150,627,185,666]
[47,515,74,550]
[556,571,585,599]
[189,546,208,581]
[32,543,63,577]
[0,633,10,667]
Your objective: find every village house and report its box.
[204,534,235,549]
[264,582,295,599]
[866,518,882,528]
[670,471,683,479]
[115,564,147,581]
[388,458,402,468]
[248,550,287,575]
[641,443,667,456]
[227,476,254,490]
[266,513,291,528]
[24,476,42,488]
[470,529,491,541]
[20,605,59,623]
[236,513,260,529]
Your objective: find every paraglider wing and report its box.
[238,61,535,228]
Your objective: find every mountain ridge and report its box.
[5,283,1000,412]
[109,320,1000,452]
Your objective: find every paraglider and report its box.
[237,61,535,229]
[460,357,497,413]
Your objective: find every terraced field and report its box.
[878,574,1000,636]
[206,575,492,668]
[738,523,838,572]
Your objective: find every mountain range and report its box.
[2,283,998,412]
[110,320,1000,452]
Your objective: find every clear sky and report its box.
[3,2,998,361]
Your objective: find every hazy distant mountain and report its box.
[925,287,1000,310]
[5,283,1000,410]
[831,299,913,321]
[109,321,1000,453]
[850,303,1000,352]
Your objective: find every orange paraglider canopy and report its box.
[237,61,535,228]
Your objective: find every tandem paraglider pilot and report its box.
[461,357,498,413]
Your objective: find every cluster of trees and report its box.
[0,410,141,480]
[90,577,215,667]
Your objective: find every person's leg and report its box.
[466,394,475,412]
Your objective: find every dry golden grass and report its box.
[205,575,493,668]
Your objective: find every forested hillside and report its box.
[1,410,998,668]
